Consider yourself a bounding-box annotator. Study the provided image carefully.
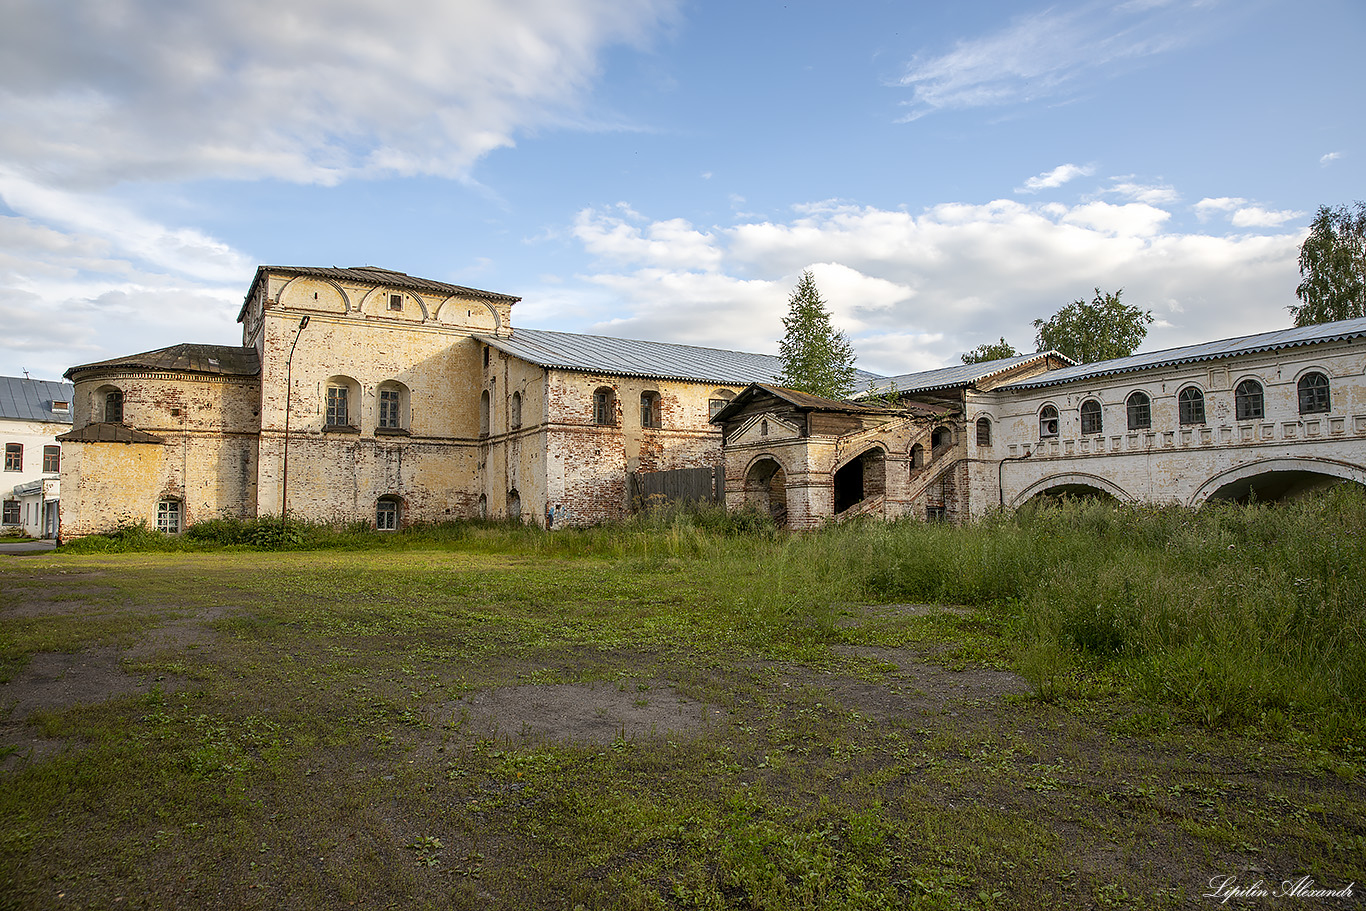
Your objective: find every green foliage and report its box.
[776,271,857,399]
[1032,288,1153,364]
[1291,201,1366,326]
[960,336,1019,364]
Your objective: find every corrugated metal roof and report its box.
[65,344,260,381]
[1003,316,1366,390]
[0,376,75,424]
[480,328,885,387]
[240,265,520,322]
[856,351,1072,396]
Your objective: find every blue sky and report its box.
[2,0,1362,380]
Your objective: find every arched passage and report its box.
[744,456,788,526]
[834,446,887,514]
[1011,472,1133,508]
[1190,458,1366,506]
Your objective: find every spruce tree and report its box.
[777,271,857,399]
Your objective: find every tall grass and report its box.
[57,490,1366,754]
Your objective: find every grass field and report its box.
[1,494,1363,910]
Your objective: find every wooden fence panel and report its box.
[629,465,724,511]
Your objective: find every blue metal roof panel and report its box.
[0,376,75,423]
[857,352,1071,395]
[1003,317,1366,390]
[481,328,885,387]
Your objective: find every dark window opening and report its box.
[1126,392,1151,430]
[640,391,661,429]
[105,390,124,424]
[1178,386,1206,425]
[593,388,615,426]
[1298,372,1330,414]
[976,417,991,447]
[388,293,403,311]
[1235,379,1264,421]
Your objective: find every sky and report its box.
[2,0,1363,381]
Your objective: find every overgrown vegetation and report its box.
[3,489,1362,909]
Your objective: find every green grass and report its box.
[2,492,1363,909]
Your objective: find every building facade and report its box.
[1,376,74,538]
[57,265,1366,537]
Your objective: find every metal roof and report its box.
[856,351,1072,396]
[480,328,885,387]
[0,376,75,424]
[65,344,260,381]
[57,423,165,444]
[240,265,520,322]
[1003,316,1366,390]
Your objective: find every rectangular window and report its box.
[43,445,59,473]
[593,390,613,426]
[378,389,400,428]
[2,500,17,524]
[326,386,349,426]
[376,500,398,530]
[51,400,70,414]
[4,443,20,471]
[156,500,181,534]
[389,293,403,311]
[641,392,661,429]
[105,391,124,423]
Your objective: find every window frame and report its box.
[975,417,991,447]
[325,384,350,427]
[1126,391,1152,430]
[1297,372,1330,414]
[3,443,20,472]
[593,388,615,426]
[640,391,662,429]
[377,386,404,430]
[43,445,60,473]
[1079,399,1103,436]
[156,499,182,534]
[1177,386,1206,425]
[1039,404,1059,439]
[1234,379,1264,422]
[104,389,124,424]
[2,499,18,525]
[376,497,400,531]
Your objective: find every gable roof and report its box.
[0,376,75,424]
[239,265,520,322]
[710,383,905,424]
[856,351,1074,396]
[1003,316,1366,390]
[65,344,260,381]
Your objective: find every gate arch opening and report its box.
[1192,458,1366,506]
[834,447,887,514]
[744,457,788,527]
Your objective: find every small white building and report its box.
[1,376,74,538]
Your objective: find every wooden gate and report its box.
[629,465,724,511]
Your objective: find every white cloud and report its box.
[1230,206,1304,228]
[1320,151,1343,166]
[896,2,1197,119]
[1019,164,1095,192]
[558,195,1302,375]
[1194,197,1246,221]
[1104,180,1179,205]
[0,0,678,188]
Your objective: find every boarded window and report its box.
[976,417,991,447]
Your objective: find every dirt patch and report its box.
[451,682,707,745]
[835,602,975,627]
[823,644,1030,716]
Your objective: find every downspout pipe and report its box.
[280,314,310,517]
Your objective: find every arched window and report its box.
[479,390,490,437]
[156,498,182,534]
[1298,372,1330,414]
[376,497,400,531]
[976,417,991,447]
[324,376,360,429]
[1126,391,1151,430]
[97,386,124,423]
[640,391,661,428]
[593,388,615,426]
[510,391,522,430]
[1039,405,1059,439]
[1080,399,1103,435]
[377,381,409,431]
[1178,386,1205,425]
[909,443,924,469]
[507,489,522,521]
[1235,379,1264,421]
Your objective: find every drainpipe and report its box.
[280,315,311,517]
[998,446,1034,508]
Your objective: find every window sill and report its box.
[375,427,411,437]
[323,424,360,434]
